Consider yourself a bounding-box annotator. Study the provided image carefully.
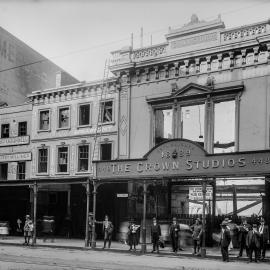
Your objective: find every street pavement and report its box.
[0,245,269,270]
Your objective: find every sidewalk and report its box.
[0,236,269,262]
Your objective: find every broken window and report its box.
[78,104,90,126]
[38,148,48,173]
[58,146,68,172]
[214,100,235,153]
[1,123,9,138]
[59,107,70,128]
[100,143,112,160]
[39,110,50,130]
[18,121,27,136]
[181,104,204,147]
[78,145,89,171]
[155,109,172,145]
[100,101,113,123]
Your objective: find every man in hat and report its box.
[23,215,34,246]
[246,224,260,262]
[258,217,269,260]
[220,220,231,262]
[150,217,161,253]
[191,218,202,255]
[169,217,180,253]
[237,217,251,258]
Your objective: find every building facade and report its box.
[27,79,126,236]
[0,103,32,229]
[109,15,270,222]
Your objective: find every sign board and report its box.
[94,139,270,180]
[189,186,212,201]
[0,136,30,147]
[117,193,129,198]
[0,152,31,162]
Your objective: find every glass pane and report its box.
[181,104,204,147]
[40,111,49,130]
[78,145,89,171]
[59,108,69,128]
[214,100,235,153]
[155,109,172,145]
[38,149,48,173]
[79,105,90,126]
[58,147,68,172]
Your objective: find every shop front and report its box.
[93,138,270,254]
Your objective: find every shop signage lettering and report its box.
[0,152,31,162]
[95,139,270,179]
[189,187,212,201]
[0,136,30,146]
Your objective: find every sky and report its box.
[0,0,270,82]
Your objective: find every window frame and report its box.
[99,99,114,125]
[17,162,26,180]
[38,109,51,132]
[56,145,70,174]
[1,123,10,138]
[37,147,49,175]
[99,141,113,161]
[57,105,71,130]
[77,102,92,128]
[18,121,27,136]
[76,143,91,173]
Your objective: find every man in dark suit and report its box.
[151,217,161,253]
[258,217,269,260]
[169,217,180,253]
[237,218,251,258]
[220,220,231,262]
[246,224,260,262]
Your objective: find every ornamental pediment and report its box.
[172,83,212,98]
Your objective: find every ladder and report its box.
[91,59,110,163]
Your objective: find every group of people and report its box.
[219,216,269,262]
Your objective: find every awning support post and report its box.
[201,179,207,258]
[85,179,90,247]
[91,181,98,248]
[141,180,147,253]
[32,181,38,245]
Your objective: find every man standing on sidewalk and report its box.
[246,224,260,262]
[150,217,161,253]
[169,217,180,253]
[191,218,202,255]
[258,217,269,260]
[220,220,231,262]
[237,218,251,258]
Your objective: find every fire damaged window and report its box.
[78,104,91,126]
[1,123,9,138]
[100,143,112,160]
[17,162,26,180]
[58,146,69,173]
[39,110,50,131]
[155,109,172,145]
[58,107,70,128]
[38,148,48,173]
[78,145,89,172]
[181,104,204,147]
[100,101,113,123]
[214,100,235,153]
[18,121,27,136]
